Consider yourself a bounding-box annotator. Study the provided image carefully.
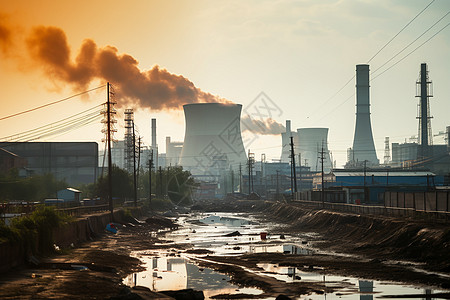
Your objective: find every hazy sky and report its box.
[1,0,449,167]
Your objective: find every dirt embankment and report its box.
[193,199,450,274]
[0,213,178,299]
[266,202,450,272]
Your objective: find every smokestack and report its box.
[151,118,157,148]
[351,64,379,165]
[416,63,433,159]
[286,120,291,133]
[280,120,296,162]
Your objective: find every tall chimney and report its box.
[416,63,433,159]
[351,64,379,165]
[151,118,157,148]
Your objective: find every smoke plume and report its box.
[24,26,226,110]
[0,17,286,134]
[0,14,13,55]
[241,115,285,135]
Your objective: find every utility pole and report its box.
[276,170,280,201]
[248,150,251,195]
[298,153,302,192]
[230,167,234,193]
[132,121,137,207]
[318,142,326,207]
[260,154,265,185]
[363,160,367,203]
[137,136,141,180]
[149,149,153,209]
[158,166,163,198]
[290,136,297,199]
[239,163,242,193]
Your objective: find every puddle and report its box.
[249,244,313,255]
[256,263,447,299]
[199,215,253,226]
[125,213,449,299]
[124,252,263,299]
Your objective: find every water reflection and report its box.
[124,254,263,298]
[256,263,444,300]
[249,243,313,255]
[359,280,373,300]
[199,215,251,226]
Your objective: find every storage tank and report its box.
[297,128,332,172]
[179,103,247,177]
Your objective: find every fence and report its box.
[56,204,110,216]
[294,189,450,221]
[384,190,450,212]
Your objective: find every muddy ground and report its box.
[1,200,450,299]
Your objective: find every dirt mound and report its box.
[145,215,178,230]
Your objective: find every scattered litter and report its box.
[225,231,241,237]
[106,223,118,234]
[71,264,89,271]
[260,232,267,240]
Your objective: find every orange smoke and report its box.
[24,26,226,110]
[0,16,286,134]
[0,14,13,55]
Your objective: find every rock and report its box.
[276,295,292,300]
[161,289,204,300]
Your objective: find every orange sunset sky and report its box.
[1,0,449,167]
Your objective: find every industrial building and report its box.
[1,142,98,185]
[165,137,183,167]
[0,147,27,175]
[298,169,444,205]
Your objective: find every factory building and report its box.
[165,137,183,167]
[1,142,98,185]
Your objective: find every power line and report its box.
[372,21,450,81]
[372,10,450,76]
[367,0,436,63]
[309,1,438,123]
[0,84,106,121]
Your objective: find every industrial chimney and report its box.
[179,103,247,178]
[280,120,298,162]
[297,128,332,172]
[350,64,379,166]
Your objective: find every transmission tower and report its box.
[124,109,134,173]
[383,137,391,165]
[101,82,117,217]
[247,150,255,194]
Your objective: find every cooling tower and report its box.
[351,64,379,165]
[179,103,247,177]
[297,128,332,172]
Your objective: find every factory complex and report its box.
[1,63,449,206]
